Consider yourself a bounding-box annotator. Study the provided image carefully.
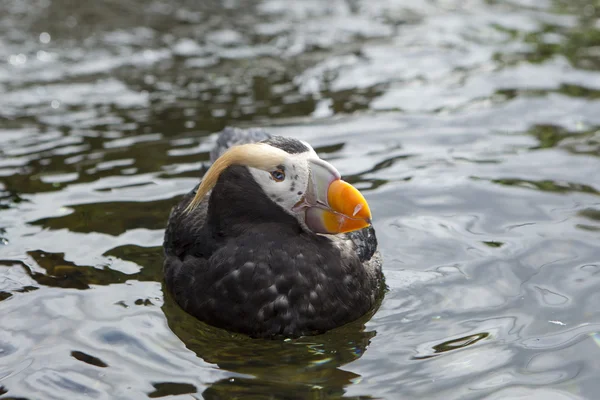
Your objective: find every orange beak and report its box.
[297,158,372,234]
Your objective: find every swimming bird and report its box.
[163,127,383,338]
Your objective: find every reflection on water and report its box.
[411,332,490,360]
[1,0,600,398]
[163,284,382,399]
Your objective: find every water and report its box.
[1,0,599,398]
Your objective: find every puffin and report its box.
[163,127,384,338]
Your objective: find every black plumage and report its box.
[263,136,310,154]
[210,127,271,161]
[163,128,384,338]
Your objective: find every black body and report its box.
[163,130,383,338]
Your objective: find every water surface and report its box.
[1,0,600,399]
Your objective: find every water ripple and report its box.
[1,0,600,398]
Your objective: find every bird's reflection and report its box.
[161,283,382,399]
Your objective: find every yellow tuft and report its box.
[184,143,287,213]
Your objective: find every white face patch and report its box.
[248,150,312,217]
[300,140,318,157]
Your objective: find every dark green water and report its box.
[1,0,600,399]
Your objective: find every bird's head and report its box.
[185,136,372,235]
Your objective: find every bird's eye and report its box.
[270,169,285,182]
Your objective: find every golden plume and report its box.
[184,143,287,213]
